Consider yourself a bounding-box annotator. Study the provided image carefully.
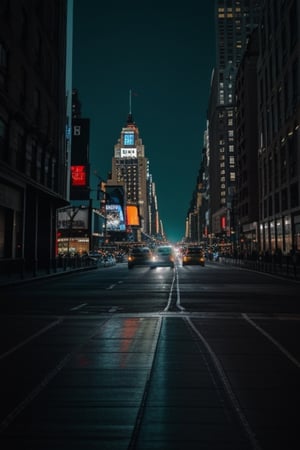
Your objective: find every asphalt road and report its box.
[0,260,299,449]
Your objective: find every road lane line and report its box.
[106,280,123,291]
[0,318,63,361]
[128,316,163,449]
[242,313,300,369]
[163,270,176,311]
[175,266,185,311]
[69,302,87,311]
[186,317,262,450]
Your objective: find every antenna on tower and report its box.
[129,89,132,114]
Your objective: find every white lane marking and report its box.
[106,280,123,290]
[163,270,176,312]
[128,316,163,447]
[175,267,185,311]
[70,303,87,311]
[242,313,300,369]
[186,317,262,450]
[0,319,63,361]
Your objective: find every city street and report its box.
[0,261,299,449]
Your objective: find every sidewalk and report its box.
[216,256,300,281]
[0,259,99,288]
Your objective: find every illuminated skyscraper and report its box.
[109,112,149,240]
[208,0,261,238]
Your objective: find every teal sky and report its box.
[72,0,216,242]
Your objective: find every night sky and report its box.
[72,0,216,242]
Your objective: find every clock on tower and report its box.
[123,133,134,146]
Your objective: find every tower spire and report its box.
[127,89,134,125]
[129,89,132,114]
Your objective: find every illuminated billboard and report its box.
[120,148,137,158]
[123,132,134,146]
[126,205,140,226]
[106,204,125,231]
[57,208,88,230]
[71,165,87,186]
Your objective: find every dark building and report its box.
[70,88,90,201]
[208,0,261,241]
[57,89,105,254]
[257,0,300,254]
[235,28,260,254]
[0,1,68,272]
[186,142,209,244]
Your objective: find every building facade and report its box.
[185,141,209,244]
[257,0,300,254]
[0,0,68,272]
[208,0,261,241]
[57,89,105,254]
[235,28,260,254]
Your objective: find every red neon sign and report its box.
[71,165,87,186]
[221,216,226,229]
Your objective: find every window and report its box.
[21,8,28,44]
[292,59,298,109]
[289,0,298,50]
[0,42,8,86]
[33,89,40,123]
[282,188,288,210]
[0,43,7,68]
[290,183,299,208]
[0,118,7,160]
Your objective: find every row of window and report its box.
[0,117,57,190]
[260,0,297,56]
[260,214,293,254]
[259,57,298,145]
[260,183,299,219]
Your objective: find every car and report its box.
[182,247,205,266]
[103,253,116,266]
[127,246,154,269]
[152,245,175,268]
